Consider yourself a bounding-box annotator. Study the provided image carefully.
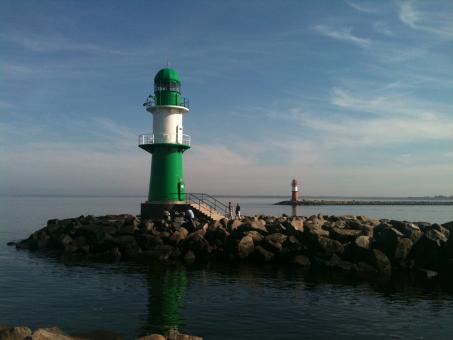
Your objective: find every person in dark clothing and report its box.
[235,203,241,219]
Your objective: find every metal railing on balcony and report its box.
[139,133,191,146]
[143,95,189,110]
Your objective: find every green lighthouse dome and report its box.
[154,68,181,84]
[153,67,185,106]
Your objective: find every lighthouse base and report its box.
[140,202,190,220]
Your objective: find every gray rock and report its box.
[329,228,362,243]
[253,245,274,262]
[316,236,344,257]
[0,325,11,333]
[214,227,230,246]
[369,249,391,276]
[304,224,329,239]
[136,334,166,340]
[113,235,136,246]
[0,326,32,340]
[283,235,301,251]
[250,219,267,234]
[184,232,210,258]
[355,235,370,250]
[293,255,311,268]
[238,236,254,259]
[373,223,404,259]
[290,218,304,232]
[170,227,188,245]
[411,228,448,270]
[263,233,287,252]
[245,230,264,244]
[394,238,413,262]
[229,219,243,231]
[32,327,74,340]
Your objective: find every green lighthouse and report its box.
[139,68,190,217]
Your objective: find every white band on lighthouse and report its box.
[152,107,185,144]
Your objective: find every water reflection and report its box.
[146,265,187,334]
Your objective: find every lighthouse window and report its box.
[155,81,180,92]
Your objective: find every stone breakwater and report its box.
[10,214,453,280]
[275,199,453,205]
[0,324,201,340]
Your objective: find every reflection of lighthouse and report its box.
[145,266,187,334]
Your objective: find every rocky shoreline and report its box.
[9,214,453,281]
[275,199,453,205]
[0,324,201,340]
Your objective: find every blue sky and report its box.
[1,0,452,196]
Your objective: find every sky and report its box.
[0,0,452,197]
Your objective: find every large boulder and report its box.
[169,227,188,245]
[391,221,422,243]
[282,235,302,252]
[303,224,329,247]
[315,236,344,258]
[343,235,370,262]
[373,223,404,259]
[245,230,264,244]
[31,327,75,340]
[329,228,362,243]
[263,233,287,253]
[293,255,311,268]
[136,234,163,250]
[183,232,211,258]
[369,249,392,276]
[290,218,304,232]
[237,236,254,259]
[410,228,448,270]
[136,334,166,340]
[253,245,274,262]
[0,326,32,340]
[250,219,268,234]
[394,237,414,267]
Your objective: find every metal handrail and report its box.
[163,192,229,218]
[185,193,229,216]
[139,133,191,146]
[143,95,189,109]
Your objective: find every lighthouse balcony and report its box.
[143,96,189,110]
[139,133,191,147]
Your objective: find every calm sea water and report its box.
[1,196,453,339]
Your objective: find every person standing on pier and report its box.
[228,202,233,219]
[235,203,241,219]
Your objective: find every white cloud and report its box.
[399,1,453,39]
[373,21,393,36]
[0,30,127,55]
[313,25,370,48]
[346,1,378,14]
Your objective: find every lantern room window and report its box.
[155,81,180,92]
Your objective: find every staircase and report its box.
[185,193,227,221]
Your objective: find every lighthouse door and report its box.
[176,125,183,144]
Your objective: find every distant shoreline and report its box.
[1,194,453,200]
[275,200,453,206]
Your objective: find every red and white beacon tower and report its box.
[291,178,299,205]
